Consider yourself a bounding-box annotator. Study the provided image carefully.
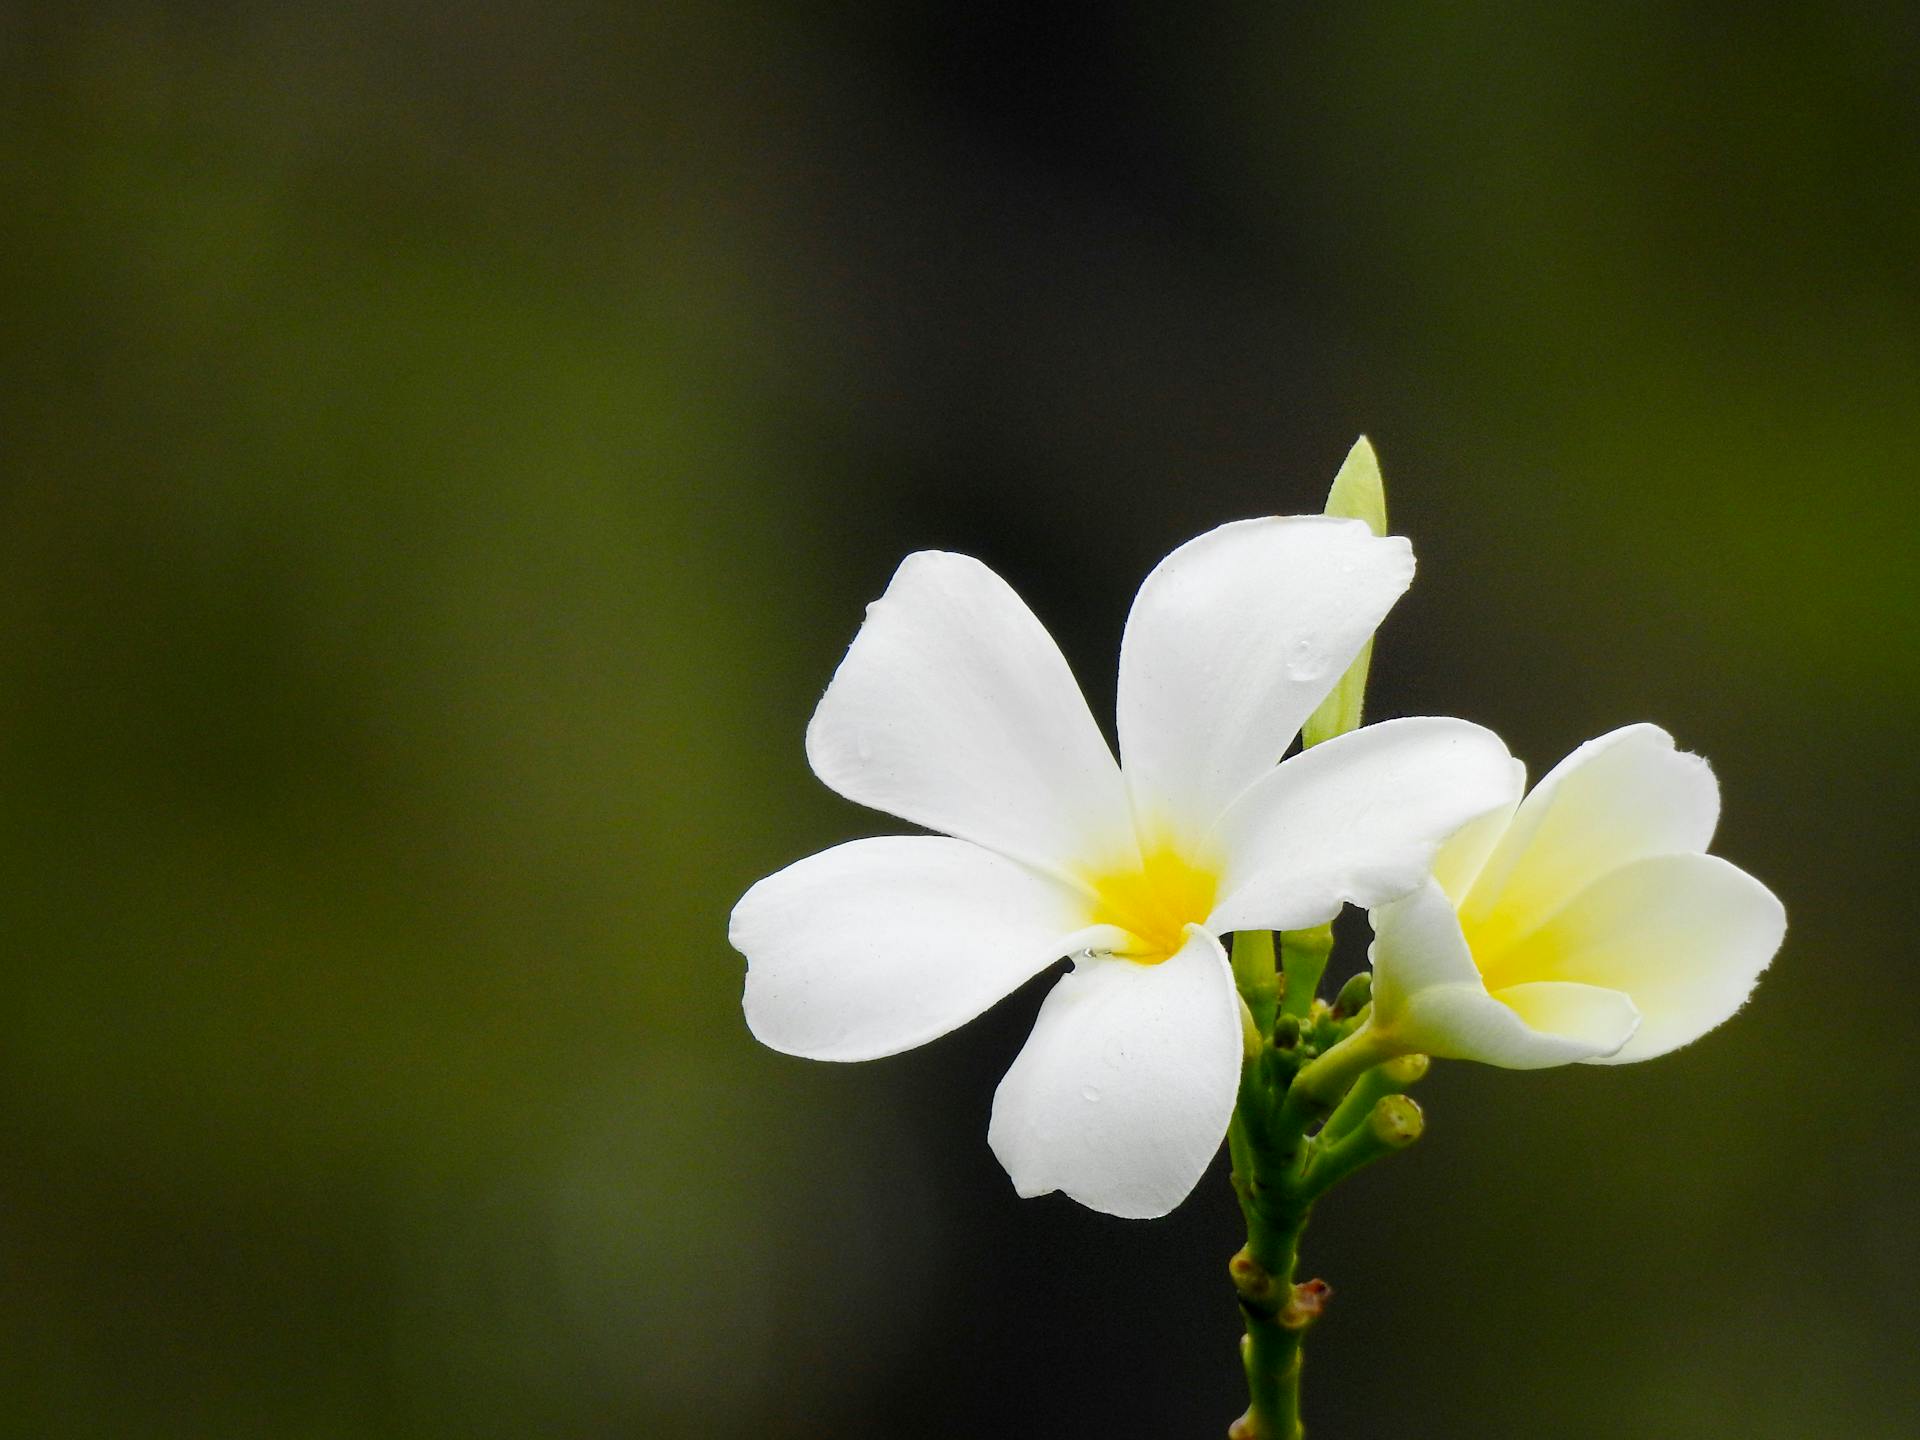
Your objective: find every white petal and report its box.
[806,552,1136,877]
[1206,718,1518,934]
[1367,879,1484,1021]
[733,837,1100,1062]
[1488,853,1785,1064]
[1115,517,1414,840]
[1460,724,1720,949]
[1367,882,1639,1068]
[987,928,1240,1218]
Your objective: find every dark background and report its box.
[2,4,1915,1437]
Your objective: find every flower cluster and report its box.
[729,444,1783,1222]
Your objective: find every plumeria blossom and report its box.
[1355,724,1785,1070]
[730,518,1515,1218]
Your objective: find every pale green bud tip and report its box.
[1368,1093,1424,1148]
[1332,970,1372,1017]
[1323,435,1386,536]
[1302,436,1387,747]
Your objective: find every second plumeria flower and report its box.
[731,518,1514,1217]
[1301,724,1784,1093]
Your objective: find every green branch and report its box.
[1225,927,1429,1438]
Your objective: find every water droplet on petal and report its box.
[1285,638,1324,682]
[1080,1085,1102,1103]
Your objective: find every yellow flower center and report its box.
[1459,899,1578,1025]
[1085,844,1221,964]
[1459,905,1533,994]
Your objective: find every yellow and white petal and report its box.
[1428,758,1526,904]
[1115,517,1414,841]
[806,552,1137,878]
[987,928,1240,1219]
[1461,724,1719,950]
[1206,718,1517,934]
[1367,882,1640,1068]
[1489,982,1644,1056]
[733,837,1103,1062]
[1486,852,1785,1064]
[1389,983,1639,1069]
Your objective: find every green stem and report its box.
[1225,938,1436,1437]
[1320,1052,1429,1142]
[1292,1018,1405,1106]
[1227,1182,1318,1440]
[1232,930,1280,1035]
[1278,924,1333,1020]
[1228,932,1333,1440]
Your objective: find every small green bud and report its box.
[1273,1014,1302,1049]
[1380,1052,1430,1087]
[1332,970,1373,1017]
[1307,999,1344,1051]
[1318,1050,1429,1142]
[1368,1093,1424,1149]
[1302,436,1387,750]
[1299,1089,1426,1197]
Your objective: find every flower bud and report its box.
[1367,1094,1424,1148]
[1322,435,1387,536]
[1380,1052,1430,1087]
[1316,1048,1428,1142]
[1332,970,1373,1018]
[1300,1092,1424,1197]
[1302,436,1387,748]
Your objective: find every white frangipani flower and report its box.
[729,518,1515,1218]
[1357,724,1785,1070]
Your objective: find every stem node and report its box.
[1281,1278,1332,1330]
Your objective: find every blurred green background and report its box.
[2,4,1914,1437]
